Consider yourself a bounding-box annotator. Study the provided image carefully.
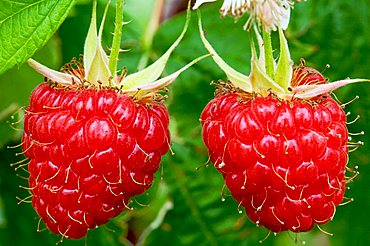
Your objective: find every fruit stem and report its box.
[108,0,124,80]
[262,29,275,80]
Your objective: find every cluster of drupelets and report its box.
[6,0,366,243]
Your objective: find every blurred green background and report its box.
[0,0,369,245]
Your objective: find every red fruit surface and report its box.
[22,83,170,239]
[200,91,348,233]
[291,66,326,87]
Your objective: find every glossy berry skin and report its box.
[200,92,348,233]
[22,83,170,239]
[291,66,326,87]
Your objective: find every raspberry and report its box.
[201,91,347,232]
[291,65,326,87]
[20,2,200,239]
[196,2,366,237]
[200,78,350,233]
[22,83,170,239]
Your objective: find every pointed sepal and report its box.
[83,1,98,76]
[287,78,370,99]
[253,26,268,72]
[84,1,113,86]
[27,59,80,85]
[198,11,252,92]
[122,54,210,95]
[120,4,191,90]
[274,29,293,90]
[249,40,285,95]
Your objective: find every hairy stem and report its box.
[108,0,123,78]
[263,29,274,79]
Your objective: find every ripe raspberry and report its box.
[22,82,170,239]
[20,2,199,239]
[291,65,326,87]
[201,87,348,233]
[196,18,368,234]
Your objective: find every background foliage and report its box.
[0,0,369,245]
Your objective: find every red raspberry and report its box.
[22,82,170,239]
[200,78,349,233]
[291,66,326,87]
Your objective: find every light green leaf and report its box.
[197,10,252,92]
[0,0,75,75]
[275,28,293,91]
[120,4,191,90]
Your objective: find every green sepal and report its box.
[83,1,98,77]
[249,41,285,95]
[197,10,252,92]
[274,28,293,91]
[120,3,192,90]
[27,59,79,85]
[122,54,210,96]
[84,1,113,86]
[286,78,370,99]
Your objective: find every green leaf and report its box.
[0,0,75,75]
[129,182,173,246]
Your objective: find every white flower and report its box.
[193,0,292,31]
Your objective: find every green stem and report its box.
[108,0,123,78]
[263,29,274,79]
